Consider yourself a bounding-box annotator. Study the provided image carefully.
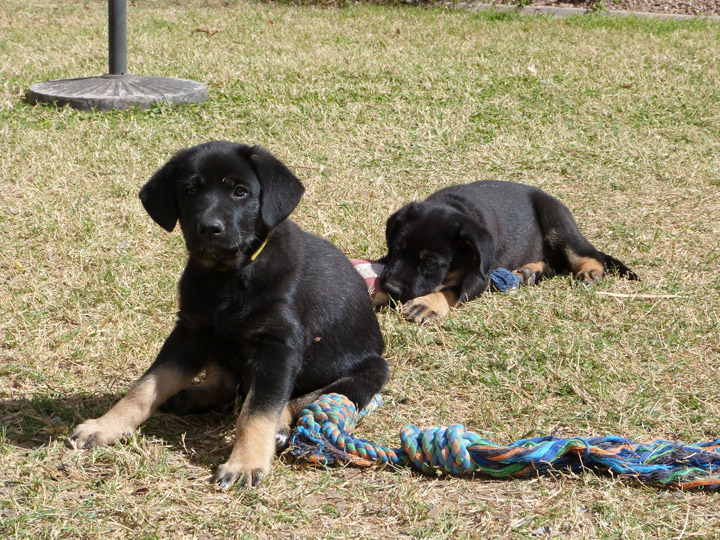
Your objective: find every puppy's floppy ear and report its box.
[457,218,495,280]
[248,145,305,230]
[139,149,190,232]
[385,202,418,246]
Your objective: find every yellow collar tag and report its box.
[249,237,268,262]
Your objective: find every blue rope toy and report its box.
[488,267,522,292]
[289,393,720,491]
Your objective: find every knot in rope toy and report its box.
[290,393,720,491]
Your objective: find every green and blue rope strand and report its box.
[289,393,720,491]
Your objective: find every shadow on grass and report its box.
[0,392,235,457]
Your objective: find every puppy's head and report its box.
[139,141,304,269]
[379,201,494,303]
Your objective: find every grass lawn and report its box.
[1,0,719,538]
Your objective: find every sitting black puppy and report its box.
[71,141,389,489]
[380,180,638,323]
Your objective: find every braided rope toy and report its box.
[289,393,720,491]
[339,260,720,489]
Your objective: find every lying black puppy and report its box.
[71,141,389,488]
[380,180,638,323]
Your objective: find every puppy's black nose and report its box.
[197,219,224,236]
[382,280,402,298]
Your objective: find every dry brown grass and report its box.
[1,1,719,538]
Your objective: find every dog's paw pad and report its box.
[215,463,266,489]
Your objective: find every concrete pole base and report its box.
[26,74,208,111]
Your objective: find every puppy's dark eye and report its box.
[185,187,197,196]
[233,186,248,198]
[423,257,437,268]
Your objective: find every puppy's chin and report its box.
[189,245,247,270]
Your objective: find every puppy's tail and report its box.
[602,253,639,281]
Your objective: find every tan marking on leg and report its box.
[70,364,193,448]
[519,261,547,275]
[215,409,280,489]
[231,414,278,469]
[403,289,459,324]
[280,402,297,429]
[438,269,463,290]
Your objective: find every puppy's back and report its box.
[285,222,385,354]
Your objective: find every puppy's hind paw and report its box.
[512,267,537,286]
[275,427,292,452]
[512,262,549,287]
[576,269,603,285]
[159,389,194,415]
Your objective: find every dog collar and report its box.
[249,237,268,262]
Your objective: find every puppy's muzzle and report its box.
[197,219,225,237]
[381,279,403,299]
[380,277,417,303]
[194,219,243,264]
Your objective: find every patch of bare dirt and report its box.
[491,0,720,16]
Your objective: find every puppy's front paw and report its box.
[69,418,132,449]
[402,294,450,324]
[215,460,269,489]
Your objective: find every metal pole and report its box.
[27,0,207,110]
[108,0,127,75]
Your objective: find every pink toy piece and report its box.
[350,259,390,307]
